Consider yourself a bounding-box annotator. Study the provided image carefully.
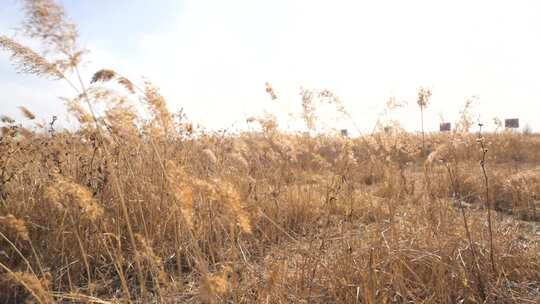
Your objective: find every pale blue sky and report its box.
[1,0,540,132]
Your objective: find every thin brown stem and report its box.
[478,124,497,275]
[444,164,486,301]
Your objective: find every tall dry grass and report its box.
[1,1,539,303]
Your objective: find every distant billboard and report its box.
[440,122,451,132]
[505,118,519,128]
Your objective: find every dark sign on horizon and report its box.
[440,122,451,132]
[505,118,519,128]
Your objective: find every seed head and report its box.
[0,35,61,78]
[19,106,36,120]
[0,214,30,241]
[91,69,116,83]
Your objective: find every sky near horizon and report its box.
[1,0,540,133]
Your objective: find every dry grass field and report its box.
[1,1,539,303]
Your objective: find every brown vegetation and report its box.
[0,1,539,303]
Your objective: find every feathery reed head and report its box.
[91,69,116,83]
[0,36,61,78]
[0,214,30,241]
[117,77,135,93]
[21,0,79,56]
[1,115,16,124]
[18,106,36,120]
[45,176,104,222]
[265,82,277,100]
[417,86,432,108]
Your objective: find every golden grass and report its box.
[0,1,539,303]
